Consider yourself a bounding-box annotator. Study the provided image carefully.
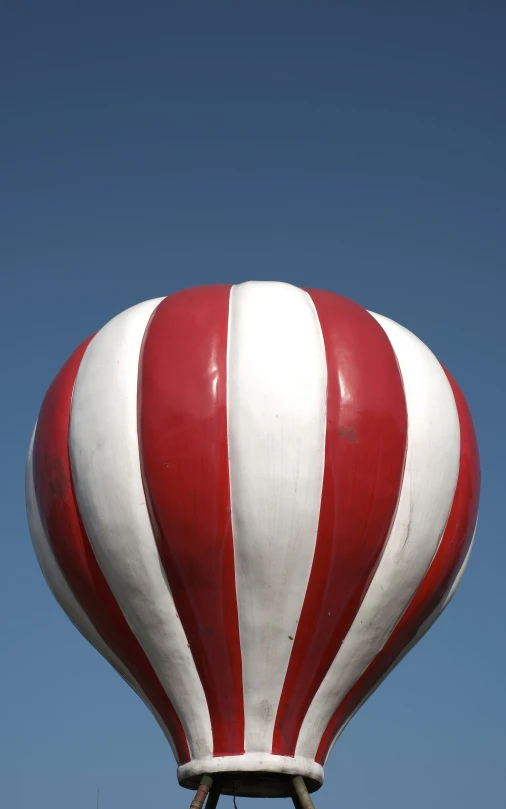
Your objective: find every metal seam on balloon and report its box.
[69,298,213,759]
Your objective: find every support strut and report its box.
[291,776,315,809]
[205,781,221,809]
[190,775,214,809]
[188,773,314,809]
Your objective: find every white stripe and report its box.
[322,531,477,764]
[68,299,212,759]
[25,429,179,759]
[227,281,327,752]
[296,312,461,758]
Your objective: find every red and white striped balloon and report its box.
[26,282,479,794]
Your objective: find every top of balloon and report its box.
[26,281,479,805]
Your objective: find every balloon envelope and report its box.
[26,282,479,796]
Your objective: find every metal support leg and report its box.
[190,775,214,809]
[292,776,315,809]
[205,781,221,809]
[292,789,303,809]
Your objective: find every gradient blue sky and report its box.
[1,3,505,808]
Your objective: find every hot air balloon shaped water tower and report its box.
[27,282,480,809]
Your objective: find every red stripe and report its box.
[316,368,480,764]
[272,290,408,755]
[33,337,190,764]
[139,285,244,756]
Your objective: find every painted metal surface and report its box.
[26,281,480,795]
[295,311,461,760]
[140,286,243,757]
[315,365,480,764]
[26,430,179,757]
[273,289,408,756]
[29,331,190,763]
[69,299,212,760]
[228,282,327,754]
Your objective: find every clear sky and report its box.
[1,3,505,808]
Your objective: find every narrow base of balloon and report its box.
[178,754,324,798]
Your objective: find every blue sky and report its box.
[1,3,505,808]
